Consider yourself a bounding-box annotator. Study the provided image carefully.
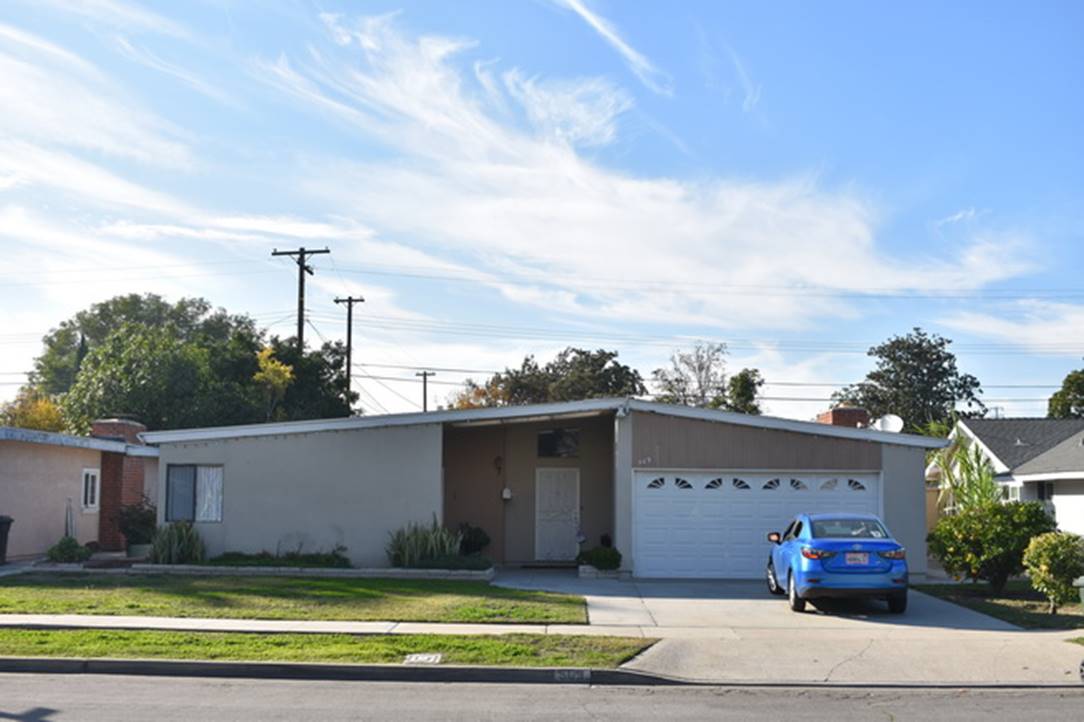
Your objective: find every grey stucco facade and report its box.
[154,423,443,567]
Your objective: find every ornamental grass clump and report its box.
[150,522,206,565]
[386,516,463,568]
[1023,531,1084,614]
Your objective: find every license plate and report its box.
[845,552,869,565]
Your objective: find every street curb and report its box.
[0,657,677,685]
[0,657,1080,688]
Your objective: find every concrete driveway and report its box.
[495,570,1084,685]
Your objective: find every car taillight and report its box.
[800,547,836,560]
[879,548,906,560]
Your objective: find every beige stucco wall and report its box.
[881,443,929,577]
[142,457,159,507]
[632,411,882,470]
[156,424,443,567]
[0,441,101,558]
[443,415,615,564]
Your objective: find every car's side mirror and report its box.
[767,532,781,544]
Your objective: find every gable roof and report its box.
[140,397,945,449]
[1015,428,1084,477]
[958,418,1084,472]
[0,426,159,457]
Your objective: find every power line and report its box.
[334,295,365,407]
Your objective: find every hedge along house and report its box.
[141,399,944,578]
[0,419,159,560]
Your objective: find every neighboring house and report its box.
[142,399,943,579]
[0,420,159,560]
[944,418,1084,535]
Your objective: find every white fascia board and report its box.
[125,444,160,458]
[955,420,1011,474]
[1013,471,1084,482]
[140,398,628,445]
[625,400,947,449]
[0,426,126,453]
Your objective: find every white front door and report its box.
[632,470,881,578]
[535,468,580,561]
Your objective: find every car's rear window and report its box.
[811,519,888,539]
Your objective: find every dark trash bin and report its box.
[0,516,12,565]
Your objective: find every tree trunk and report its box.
[1049,599,1058,615]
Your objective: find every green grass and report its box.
[0,574,586,624]
[0,629,651,668]
[915,581,1084,630]
[1071,638,1083,647]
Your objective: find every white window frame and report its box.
[81,467,100,512]
[165,464,224,523]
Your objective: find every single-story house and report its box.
[142,398,943,579]
[0,419,159,560]
[941,418,1084,535]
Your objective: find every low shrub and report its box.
[208,546,351,569]
[46,536,92,563]
[410,554,494,571]
[117,497,157,546]
[927,501,1054,592]
[459,523,491,556]
[1023,531,1084,614]
[150,522,206,565]
[386,516,462,568]
[576,546,622,571]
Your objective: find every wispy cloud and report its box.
[252,15,1029,332]
[554,0,672,96]
[112,36,239,107]
[940,300,1084,356]
[725,45,761,112]
[33,0,190,38]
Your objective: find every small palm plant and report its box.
[936,441,1002,513]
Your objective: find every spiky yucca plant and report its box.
[386,515,462,568]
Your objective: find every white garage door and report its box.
[632,470,881,579]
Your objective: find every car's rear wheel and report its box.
[766,560,785,596]
[887,592,907,614]
[787,572,806,612]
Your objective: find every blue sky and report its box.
[1,0,1082,419]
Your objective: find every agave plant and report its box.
[386,515,462,568]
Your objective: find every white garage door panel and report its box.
[633,471,880,579]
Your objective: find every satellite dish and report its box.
[872,415,905,433]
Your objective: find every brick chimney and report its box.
[91,418,147,551]
[815,406,870,429]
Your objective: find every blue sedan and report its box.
[765,512,909,613]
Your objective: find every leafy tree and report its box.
[0,386,66,432]
[253,347,295,421]
[834,328,985,432]
[927,501,1054,592]
[1048,368,1084,419]
[1023,532,1084,614]
[266,337,356,420]
[451,348,645,408]
[652,343,728,407]
[32,294,225,395]
[725,368,764,414]
[62,324,214,433]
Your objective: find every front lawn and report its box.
[0,629,650,668]
[915,581,1084,630]
[0,574,586,624]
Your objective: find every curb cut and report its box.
[0,657,677,686]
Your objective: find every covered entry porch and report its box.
[442,412,616,565]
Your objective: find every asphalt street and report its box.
[1,675,1083,721]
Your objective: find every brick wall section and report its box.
[815,407,870,429]
[91,419,147,551]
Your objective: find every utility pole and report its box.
[415,371,436,412]
[334,295,364,405]
[271,246,330,351]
